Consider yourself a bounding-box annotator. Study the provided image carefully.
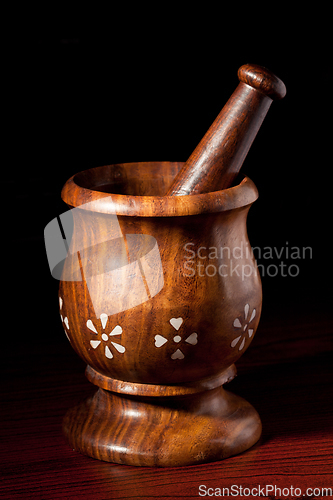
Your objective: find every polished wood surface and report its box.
[166,64,286,196]
[61,162,259,217]
[60,162,261,387]
[59,161,262,465]
[63,379,261,467]
[2,300,332,498]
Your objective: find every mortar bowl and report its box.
[60,161,262,466]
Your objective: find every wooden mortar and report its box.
[59,65,286,466]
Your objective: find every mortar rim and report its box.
[61,161,258,217]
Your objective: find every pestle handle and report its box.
[166,64,286,196]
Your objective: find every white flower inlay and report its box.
[231,303,256,351]
[155,317,198,360]
[169,317,183,330]
[59,295,70,342]
[87,314,125,359]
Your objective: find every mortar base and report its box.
[62,383,262,467]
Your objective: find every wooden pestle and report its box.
[166,64,286,196]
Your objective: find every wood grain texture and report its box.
[63,384,262,467]
[59,161,262,466]
[166,64,286,196]
[1,303,332,498]
[60,162,261,386]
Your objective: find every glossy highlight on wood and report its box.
[63,384,262,467]
[60,161,262,466]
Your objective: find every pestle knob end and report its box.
[238,64,286,100]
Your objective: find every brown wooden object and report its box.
[60,162,262,466]
[59,64,286,467]
[166,64,286,196]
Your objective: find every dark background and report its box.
[9,12,331,338]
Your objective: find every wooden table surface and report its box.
[2,289,332,499]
